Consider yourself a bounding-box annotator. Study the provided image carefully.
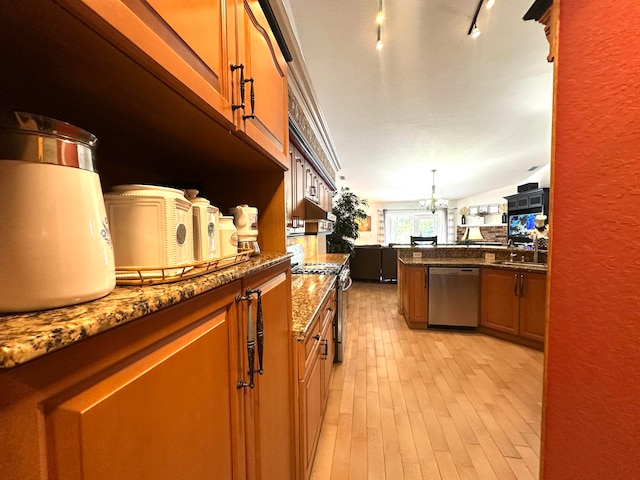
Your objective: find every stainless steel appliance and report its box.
[428,267,479,327]
[288,245,351,362]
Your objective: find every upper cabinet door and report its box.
[73,0,237,125]
[235,0,289,169]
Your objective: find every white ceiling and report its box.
[283,0,554,203]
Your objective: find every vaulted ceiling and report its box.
[282,0,553,203]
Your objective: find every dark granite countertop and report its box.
[0,253,289,369]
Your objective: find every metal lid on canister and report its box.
[0,111,98,172]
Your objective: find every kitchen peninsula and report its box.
[398,246,547,350]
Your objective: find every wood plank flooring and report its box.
[311,282,543,480]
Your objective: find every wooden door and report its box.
[241,263,295,480]
[300,345,323,480]
[74,0,236,123]
[293,149,306,224]
[235,0,288,169]
[408,266,428,324]
[285,146,295,229]
[399,261,408,317]
[320,305,335,404]
[45,305,237,480]
[519,272,547,342]
[480,268,520,334]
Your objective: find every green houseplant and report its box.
[327,187,369,254]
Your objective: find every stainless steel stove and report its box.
[288,245,351,362]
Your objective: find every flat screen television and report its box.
[509,213,538,238]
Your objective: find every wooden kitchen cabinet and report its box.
[519,271,547,342]
[297,286,336,480]
[480,267,547,348]
[45,303,237,480]
[0,282,241,480]
[0,0,289,254]
[286,142,306,234]
[398,262,428,328]
[63,0,238,125]
[235,0,289,169]
[67,0,289,168]
[0,262,295,480]
[240,263,296,480]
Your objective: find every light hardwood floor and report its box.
[310,282,543,480]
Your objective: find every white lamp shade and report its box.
[462,226,484,241]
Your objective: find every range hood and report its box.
[304,198,336,222]
[304,199,335,235]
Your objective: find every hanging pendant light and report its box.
[424,169,448,213]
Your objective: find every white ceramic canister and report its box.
[185,190,220,261]
[0,112,116,313]
[104,184,194,277]
[218,215,238,258]
[230,204,259,241]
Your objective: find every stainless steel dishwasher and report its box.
[428,267,479,327]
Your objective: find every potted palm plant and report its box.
[327,187,368,255]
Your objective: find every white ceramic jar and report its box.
[218,215,238,258]
[0,112,115,313]
[186,190,220,261]
[104,184,193,277]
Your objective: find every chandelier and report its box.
[419,169,448,213]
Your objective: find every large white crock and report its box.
[0,112,115,313]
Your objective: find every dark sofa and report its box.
[350,245,398,282]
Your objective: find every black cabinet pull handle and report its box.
[230,64,245,111]
[520,274,525,297]
[243,78,256,120]
[235,293,255,389]
[514,274,519,296]
[322,339,328,359]
[250,288,264,375]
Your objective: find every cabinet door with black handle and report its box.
[240,262,295,480]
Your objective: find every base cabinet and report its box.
[0,262,294,480]
[45,308,236,480]
[297,287,336,480]
[398,262,428,328]
[240,265,296,480]
[480,268,547,348]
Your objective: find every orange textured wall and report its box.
[544,1,640,478]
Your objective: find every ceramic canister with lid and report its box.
[103,184,194,277]
[185,189,220,261]
[218,215,238,258]
[230,204,260,255]
[0,111,116,312]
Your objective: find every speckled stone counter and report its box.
[399,256,547,273]
[398,246,547,273]
[291,274,336,341]
[0,253,289,369]
[304,253,349,265]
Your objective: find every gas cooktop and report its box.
[291,263,342,275]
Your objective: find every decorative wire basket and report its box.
[115,248,253,286]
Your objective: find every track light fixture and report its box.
[468,0,495,38]
[376,0,383,50]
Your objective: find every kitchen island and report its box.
[397,246,547,350]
